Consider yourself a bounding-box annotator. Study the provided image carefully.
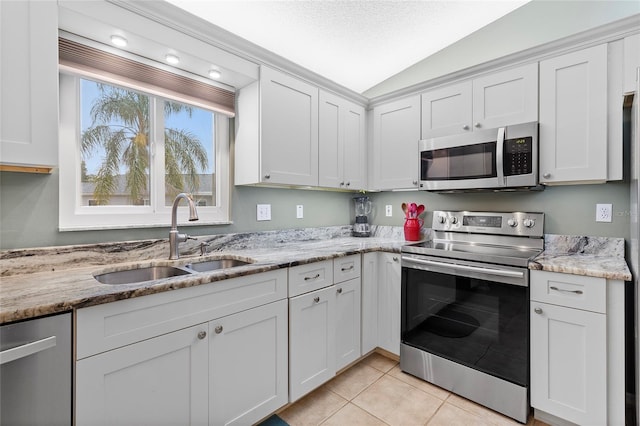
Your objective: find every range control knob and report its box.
[523,219,536,228]
[450,216,458,224]
[507,218,518,227]
[437,215,447,224]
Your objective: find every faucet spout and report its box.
[169,193,199,260]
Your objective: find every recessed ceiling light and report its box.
[110,35,128,47]
[165,54,180,65]
[208,69,222,79]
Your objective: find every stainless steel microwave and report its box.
[419,122,540,192]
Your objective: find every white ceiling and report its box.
[166,0,529,94]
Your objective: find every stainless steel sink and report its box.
[94,266,193,285]
[184,258,251,272]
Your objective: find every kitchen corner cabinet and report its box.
[76,269,288,426]
[0,0,58,171]
[319,90,367,190]
[235,65,318,186]
[370,96,421,190]
[530,270,625,426]
[288,255,362,401]
[420,63,538,139]
[539,45,610,184]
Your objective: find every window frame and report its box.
[59,71,231,231]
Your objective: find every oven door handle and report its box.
[404,257,524,278]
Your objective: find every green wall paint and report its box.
[0,169,630,250]
[369,182,631,239]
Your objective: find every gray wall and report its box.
[369,182,630,240]
[364,1,640,98]
[0,169,630,250]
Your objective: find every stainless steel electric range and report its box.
[400,210,544,424]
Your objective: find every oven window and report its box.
[421,141,496,181]
[401,267,528,386]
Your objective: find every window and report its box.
[58,38,232,230]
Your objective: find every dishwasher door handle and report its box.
[0,336,57,365]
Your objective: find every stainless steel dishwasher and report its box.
[1,312,72,425]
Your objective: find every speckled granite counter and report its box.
[0,226,412,324]
[529,234,632,281]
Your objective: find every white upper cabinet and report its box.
[539,45,608,184]
[421,63,538,139]
[0,0,58,171]
[370,95,421,190]
[319,90,366,190]
[623,33,640,94]
[235,66,319,186]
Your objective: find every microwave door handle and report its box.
[496,127,505,186]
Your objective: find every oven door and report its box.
[401,254,529,387]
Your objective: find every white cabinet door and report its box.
[370,95,421,190]
[539,45,608,184]
[76,324,209,426]
[530,301,607,425]
[421,81,472,139]
[209,300,288,426]
[335,277,361,371]
[0,0,58,169]
[361,252,379,355]
[472,63,538,130]
[319,91,366,190]
[377,253,401,356]
[289,285,336,402]
[260,66,318,186]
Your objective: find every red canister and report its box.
[404,217,423,241]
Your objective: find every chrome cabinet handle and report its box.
[214,325,223,334]
[346,182,351,187]
[340,182,344,186]
[534,307,543,314]
[264,174,271,179]
[542,173,551,179]
[313,296,320,303]
[197,331,207,340]
[337,288,343,294]
[474,122,481,128]
[341,265,354,272]
[393,257,399,262]
[304,274,320,281]
[550,286,583,295]
[462,124,470,130]
[412,180,418,185]
[0,336,56,365]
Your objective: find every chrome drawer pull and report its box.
[341,266,354,272]
[534,307,543,314]
[550,286,583,295]
[314,297,320,303]
[197,331,207,340]
[304,274,320,281]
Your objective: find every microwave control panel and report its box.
[503,136,532,176]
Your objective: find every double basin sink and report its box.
[94,258,252,285]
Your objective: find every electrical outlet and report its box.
[385,205,392,217]
[296,205,303,219]
[596,203,612,223]
[257,204,271,221]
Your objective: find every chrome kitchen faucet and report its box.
[169,193,199,260]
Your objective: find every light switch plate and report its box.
[296,205,303,219]
[257,204,271,221]
[385,205,393,217]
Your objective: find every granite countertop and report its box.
[0,226,408,324]
[529,234,632,281]
[1,228,632,325]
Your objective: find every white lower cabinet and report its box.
[361,252,379,355]
[530,270,625,426]
[210,299,288,426]
[76,324,209,425]
[289,285,336,402]
[335,278,362,371]
[377,252,402,356]
[76,270,289,425]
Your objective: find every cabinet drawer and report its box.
[77,269,287,359]
[530,270,606,313]
[288,260,333,297]
[333,254,361,284]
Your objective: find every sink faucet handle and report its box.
[200,241,210,256]
[186,235,198,241]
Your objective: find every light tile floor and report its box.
[278,352,550,426]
